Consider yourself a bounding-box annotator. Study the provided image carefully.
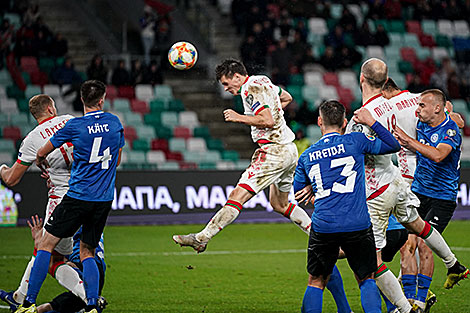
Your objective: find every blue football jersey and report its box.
[411,115,461,201]
[50,111,124,202]
[294,131,398,233]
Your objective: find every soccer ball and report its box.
[168,41,198,70]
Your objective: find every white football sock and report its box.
[283,203,311,235]
[422,226,456,268]
[196,200,242,242]
[375,267,412,313]
[54,264,86,303]
[13,256,35,303]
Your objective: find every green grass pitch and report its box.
[1,221,470,312]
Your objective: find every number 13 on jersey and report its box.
[308,156,357,199]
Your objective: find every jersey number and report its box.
[89,137,111,169]
[308,156,357,199]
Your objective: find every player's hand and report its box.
[295,185,314,205]
[353,108,376,127]
[223,109,241,123]
[27,215,43,242]
[40,171,53,188]
[35,155,50,173]
[393,126,412,148]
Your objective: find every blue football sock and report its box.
[402,274,417,300]
[416,274,432,303]
[82,257,100,307]
[359,279,381,313]
[301,286,323,313]
[326,265,352,313]
[380,289,396,313]
[25,250,51,304]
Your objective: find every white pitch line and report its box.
[0,305,11,309]
[1,247,470,259]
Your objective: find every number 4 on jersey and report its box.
[89,137,111,169]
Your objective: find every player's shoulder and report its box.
[246,75,272,91]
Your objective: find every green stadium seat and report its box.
[290,74,304,86]
[385,46,401,60]
[169,138,186,152]
[10,113,30,126]
[367,19,376,32]
[157,162,180,170]
[168,99,185,112]
[21,72,31,85]
[436,34,452,47]
[392,73,406,89]
[39,57,56,74]
[0,114,9,125]
[330,3,343,19]
[150,99,167,112]
[135,125,156,139]
[375,20,390,32]
[6,85,25,100]
[235,159,251,170]
[287,85,303,104]
[204,150,221,163]
[127,151,146,164]
[306,125,322,141]
[182,151,205,163]
[199,162,216,170]
[389,33,404,47]
[350,99,362,111]
[193,126,211,139]
[403,33,421,49]
[144,113,162,127]
[123,112,143,126]
[154,85,173,101]
[113,98,131,112]
[0,139,15,152]
[0,70,12,85]
[25,85,42,100]
[103,100,112,111]
[422,20,437,36]
[206,138,224,151]
[222,150,239,162]
[416,47,431,60]
[132,139,150,151]
[155,126,173,139]
[161,111,179,128]
[389,21,406,33]
[452,100,468,114]
[398,60,414,74]
[302,86,319,103]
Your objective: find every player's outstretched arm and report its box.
[36,140,55,172]
[394,126,452,163]
[446,100,465,128]
[223,108,274,128]
[0,161,29,187]
[279,88,293,109]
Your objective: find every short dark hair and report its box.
[421,89,446,106]
[381,77,400,92]
[319,100,346,128]
[29,94,54,119]
[215,59,248,81]
[80,80,106,107]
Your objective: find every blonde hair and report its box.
[29,94,54,119]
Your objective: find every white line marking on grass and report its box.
[1,247,470,260]
[0,305,12,309]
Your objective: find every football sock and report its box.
[301,286,323,313]
[14,256,35,303]
[419,222,456,268]
[53,262,87,303]
[401,274,417,300]
[375,263,412,312]
[379,289,397,313]
[326,265,351,313]
[416,274,432,303]
[359,279,381,313]
[25,250,51,304]
[196,200,242,242]
[82,257,99,307]
[282,203,311,235]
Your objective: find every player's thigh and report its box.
[393,180,420,224]
[44,195,85,239]
[81,201,113,248]
[367,185,397,249]
[381,229,409,262]
[423,197,456,234]
[341,227,377,280]
[307,231,340,278]
[273,142,298,193]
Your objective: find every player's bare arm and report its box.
[295,185,314,205]
[117,148,123,166]
[36,140,55,172]
[223,107,274,128]
[279,88,293,109]
[394,126,452,162]
[353,107,376,127]
[0,161,29,186]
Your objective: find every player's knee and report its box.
[37,303,53,313]
[79,242,95,260]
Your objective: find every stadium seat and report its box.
[0,139,15,152]
[366,46,385,59]
[235,159,251,170]
[161,111,179,128]
[168,99,185,112]
[452,100,468,114]
[304,71,324,87]
[39,58,56,74]
[186,137,207,152]
[319,85,338,100]
[389,33,404,48]
[454,20,470,38]
[400,47,418,63]
[418,33,436,48]
[150,99,167,112]
[0,152,14,165]
[422,19,437,36]
[4,13,21,29]
[123,112,143,126]
[43,85,61,97]
[154,85,173,101]
[323,72,339,86]
[403,33,421,49]
[20,57,39,73]
[158,162,180,170]
[389,20,406,33]
[206,138,224,152]
[308,18,328,35]
[437,19,454,37]
[132,139,150,151]
[302,86,319,103]
[103,99,112,111]
[10,113,30,126]
[29,71,48,86]
[287,85,303,104]
[306,125,322,141]
[113,98,131,112]
[2,126,22,141]
[25,85,42,100]
[216,160,236,170]
[398,60,414,74]
[169,138,186,152]
[0,99,18,114]
[173,126,192,139]
[127,151,146,164]
[155,126,173,139]
[290,74,304,86]
[406,21,422,35]
[203,150,222,163]
[21,72,31,85]
[106,85,118,100]
[416,47,431,60]
[165,151,183,161]
[178,111,200,129]
[182,151,204,164]
[135,85,154,101]
[123,126,138,142]
[0,70,12,86]
[146,150,166,164]
[222,150,239,162]
[135,125,156,139]
[193,126,211,139]
[130,99,149,114]
[432,47,449,60]
[144,113,162,127]
[336,87,354,108]
[151,139,169,152]
[338,71,358,88]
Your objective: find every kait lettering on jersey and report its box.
[87,123,110,134]
[309,144,345,161]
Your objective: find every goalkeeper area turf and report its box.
[1,221,469,312]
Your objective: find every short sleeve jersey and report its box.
[411,115,461,201]
[294,132,390,233]
[239,75,295,144]
[389,90,420,181]
[17,115,74,197]
[50,111,124,202]
[346,94,399,197]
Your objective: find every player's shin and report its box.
[359,279,381,313]
[24,250,51,305]
[326,265,351,313]
[82,257,99,307]
[414,274,432,309]
[375,263,412,313]
[301,286,323,313]
[51,262,86,303]
[282,203,311,235]
[196,200,242,242]
[418,222,456,268]
[401,275,417,301]
[13,255,35,303]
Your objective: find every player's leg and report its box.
[412,239,434,311]
[269,184,311,234]
[400,235,419,305]
[325,265,352,313]
[302,274,328,313]
[49,253,86,303]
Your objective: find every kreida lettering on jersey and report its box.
[309,144,346,161]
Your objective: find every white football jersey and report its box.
[346,94,399,197]
[18,115,74,197]
[240,75,295,144]
[388,90,420,182]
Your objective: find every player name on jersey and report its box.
[40,118,70,139]
[372,101,394,118]
[87,123,110,134]
[309,144,346,161]
[395,96,419,111]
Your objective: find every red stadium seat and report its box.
[29,71,49,86]
[3,126,22,141]
[151,139,169,152]
[173,126,191,139]
[419,33,436,48]
[400,47,418,63]
[165,151,183,161]
[118,86,135,99]
[179,161,197,169]
[130,99,149,114]
[124,126,137,142]
[323,72,339,86]
[336,87,354,110]
[106,85,118,100]
[20,56,39,73]
[406,21,422,35]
